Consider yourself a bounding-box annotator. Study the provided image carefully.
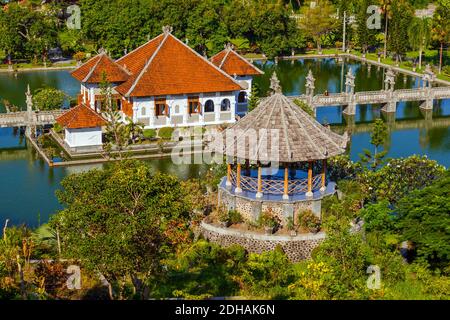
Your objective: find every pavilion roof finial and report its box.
[270,72,282,95]
[162,25,173,35]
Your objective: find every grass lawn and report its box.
[0,60,77,70]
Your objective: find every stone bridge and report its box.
[289,65,450,117]
[0,110,66,128]
[0,86,66,135]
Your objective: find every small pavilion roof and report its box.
[56,105,106,129]
[212,73,348,163]
[210,46,264,77]
[71,53,130,84]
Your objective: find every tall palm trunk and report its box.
[384,14,389,58]
[419,44,423,70]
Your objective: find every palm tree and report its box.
[380,0,392,59]
[431,4,450,74]
[408,17,431,70]
[125,117,144,144]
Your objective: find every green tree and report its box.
[388,0,414,62]
[431,0,450,73]
[408,17,432,69]
[359,200,395,233]
[0,3,58,62]
[99,72,130,159]
[154,241,246,299]
[312,217,372,298]
[396,171,450,270]
[360,155,446,203]
[124,117,144,144]
[240,246,295,299]
[355,0,377,53]
[379,0,393,58]
[50,160,194,299]
[359,118,388,170]
[299,0,338,53]
[247,82,260,112]
[32,88,66,111]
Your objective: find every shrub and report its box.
[217,207,229,223]
[53,123,63,134]
[258,209,279,229]
[33,88,66,111]
[403,61,413,68]
[297,210,321,233]
[360,155,445,203]
[443,65,450,76]
[293,99,314,117]
[158,127,174,140]
[73,52,86,62]
[328,155,363,182]
[143,129,157,140]
[286,216,295,231]
[228,210,242,224]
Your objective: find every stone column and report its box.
[305,70,315,106]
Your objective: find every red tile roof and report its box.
[115,33,243,97]
[56,105,106,129]
[211,49,263,76]
[71,53,130,84]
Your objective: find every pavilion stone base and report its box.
[200,221,325,262]
[218,186,326,227]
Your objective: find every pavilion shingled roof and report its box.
[213,73,348,163]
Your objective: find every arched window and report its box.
[204,100,215,113]
[221,99,231,111]
[141,107,146,116]
[238,91,247,103]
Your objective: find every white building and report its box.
[69,27,264,134]
[56,104,106,148]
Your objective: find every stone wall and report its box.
[200,221,326,262]
[218,187,323,227]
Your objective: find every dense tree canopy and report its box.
[396,171,450,270]
[50,160,194,299]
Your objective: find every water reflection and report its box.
[0,59,449,226]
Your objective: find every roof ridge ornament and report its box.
[162,25,173,35]
[270,72,282,95]
[225,43,233,51]
[98,47,106,55]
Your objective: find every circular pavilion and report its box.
[213,73,349,225]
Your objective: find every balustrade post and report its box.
[256,165,263,199]
[283,165,289,200]
[306,161,314,199]
[235,163,242,194]
[320,159,327,193]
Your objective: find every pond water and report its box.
[0,58,449,226]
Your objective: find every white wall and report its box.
[133,91,238,129]
[65,127,103,148]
